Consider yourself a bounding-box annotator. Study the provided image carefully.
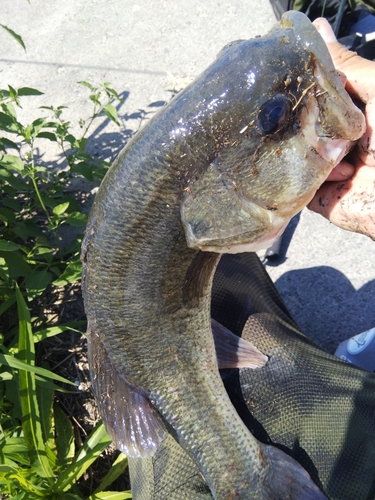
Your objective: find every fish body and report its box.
[82,12,364,499]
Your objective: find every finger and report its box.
[313,18,375,103]
[313,17,375,166]
[313,18,337,43]
[358,99,375,166]
[325,161,355,181]
[307,178,351,219]
[308,164,375,240]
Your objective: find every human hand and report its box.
[308,18,375,240]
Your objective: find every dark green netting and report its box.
[128,253,375,499]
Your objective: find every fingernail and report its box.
[336,162,354,177]
[313,18,338,43]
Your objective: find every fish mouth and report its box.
[300,90,353,168]
[280,11,365,147]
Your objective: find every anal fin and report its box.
[211,318,268,369]
[87,326,166,458]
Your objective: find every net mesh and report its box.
[128,252,375,499]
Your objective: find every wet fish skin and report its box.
[82,12,364,499]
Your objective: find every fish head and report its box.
[181,11,365,253]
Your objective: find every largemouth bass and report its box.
[81,11,365,500]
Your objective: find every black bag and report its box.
[270,0,375,59]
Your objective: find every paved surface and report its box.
[1,0,374,353]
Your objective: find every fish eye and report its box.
[258,94,290,135]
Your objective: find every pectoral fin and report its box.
[87,326,166,458]
[211,318,268,369]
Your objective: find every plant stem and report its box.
[28,144,63,257]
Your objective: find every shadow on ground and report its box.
[274,266,375,353]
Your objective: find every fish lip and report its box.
[300,92,354,168]
[312,57,365,143]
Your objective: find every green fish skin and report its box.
[82,11,364,500]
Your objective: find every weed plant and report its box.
[0,79,132,499]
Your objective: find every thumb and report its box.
[313,17,375,104]
[313,18,375,166]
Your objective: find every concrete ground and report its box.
[1,0,374,353]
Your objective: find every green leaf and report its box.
[1,100,18,119]
[0,24,26,51]
[54,404,75,466]
[53,421,112,492]
[78,137,88,152]
[0,353,76,385]
[36,382,57,460]
[65,212,88,227]
[0,464,17,474]
[0,294,16,317]
[88,493,132,500]
[103,85,123,102]
[2,437,29,459]
[18,87,44,97]
[2,197,20,211]
[0,111,21,133]
[16,292,34,366]
[25,269,53,300]
[32,246,54,263]
[35,167,47,175]
[22,123,32,142]
[64,133,78,147]
[0,464,19,473]
[33,323,84,343]
[0,250,31,278]
[8,84,18,101]
[35,378,75,395]
[0,167,26,189]
[0,256,9,281]
[94,453,128,493]
[0,240,20,251]
[36,380,55,451]
[90,94,101,107]
[40,105,58,111]
[0,207,17,224]
[72,161,94,181]
[53,260,82,286]
[13,220,45,242]
[23,117,47,141]
[37,131,57,142]
[0,154,25,172]
[103,104,120,126]
[78,81,97,92]
[0,136,19,151]
[52,201,70,216]
[16,286,55,479]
